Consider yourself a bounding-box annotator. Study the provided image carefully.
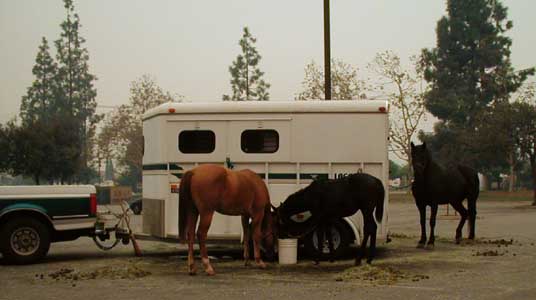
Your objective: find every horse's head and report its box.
[274,187,318,239]
[411,142,430,177]
[260,206,277,261]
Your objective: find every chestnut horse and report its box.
[178,164,274,275]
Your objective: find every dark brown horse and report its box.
[274,173,385,265]
[411,142,480,248]
[178,164,274,275]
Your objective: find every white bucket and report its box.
[278,238,298,265]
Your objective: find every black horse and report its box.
[273,173,384,265]
[411,142,480,248]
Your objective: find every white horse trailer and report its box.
[142,100,389,253]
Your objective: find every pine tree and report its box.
[223,27,270,101]
[55,0,98,175]
[20,37,58,125]
[422,0,534,127]
[420,0,534,167]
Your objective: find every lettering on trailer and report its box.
[333,168,363,179]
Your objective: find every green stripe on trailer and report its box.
[168,163,183,170]
[268,173,296,180]
[144,164,329,181]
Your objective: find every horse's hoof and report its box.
[417,243,425,249]
[188,265,197,276]
[354,260,362,266]
[257,261,267,269]
[244,260,250,267]
[205,267,216,276]
[455,238,462,244]
[425,244,435,250]
[366,260,372,264]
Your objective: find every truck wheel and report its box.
[0,217,51,265]
[303,220,351,260]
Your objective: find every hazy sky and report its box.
[1,0,535,125]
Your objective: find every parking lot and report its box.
[2,197,536,300]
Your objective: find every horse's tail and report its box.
[458,166,480,213]
[179,170,195,242]
[375,180,385,224]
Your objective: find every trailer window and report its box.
[179,130,215,153]
[241,130,279,153]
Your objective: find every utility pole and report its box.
[324,0,332,100]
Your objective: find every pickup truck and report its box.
[0,185,97,264]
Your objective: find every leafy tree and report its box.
[420,0,534,168]
[1,117,80,184]
[20,37,58,126]
[296,59,365,100]
[368,51,427,173]
[223,27,270,101]
[389,160,402,180]
[473,102,516,189]
[510,101,536,204]
[55,0,99,175]
[0,123,11,173]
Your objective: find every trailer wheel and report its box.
[0,217,51,265]
[303,220,351,260]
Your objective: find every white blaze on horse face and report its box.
[290,211,312,223]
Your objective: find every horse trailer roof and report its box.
[143,100,389,120]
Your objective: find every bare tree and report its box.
[97,75,181,183]
[368,51,427,174]
[295,59,366,100]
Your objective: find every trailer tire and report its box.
[303,220,351,260]
[0,217,51,265]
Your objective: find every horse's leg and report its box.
[366,213,378,264]
[187,212,199,275]
[197,211,215,275]
[451,201,468,244]
[326,222,335,263]
[355,216,371,266]
[417,204,427,248]
[427,204,438,249]
[241,215,251,266]
[251,214,267,269]
[467,196,477,240]
[314,223,325,265]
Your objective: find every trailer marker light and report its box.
[90,193,97,215]
[379,107,386,113]
[168,108,176,113]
